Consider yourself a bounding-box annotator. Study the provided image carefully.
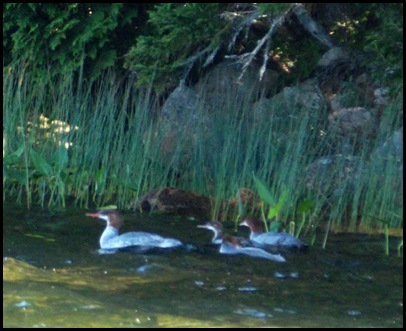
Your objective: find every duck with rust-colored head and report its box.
[240,217,307,249]
[86,210,183,251]
[197,221,286,262]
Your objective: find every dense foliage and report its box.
[4,3,403,91]
[3,3,149,77]
[125,3,227,92]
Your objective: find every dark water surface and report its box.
[3,205,403,327]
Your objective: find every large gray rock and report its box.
[159,82,207,165]
[267,79,328,115]
[161,81,201,124]
[317,47,349,67]
[252,80,328,142]
[305,155,361,197]
[328,107,377,140]
[376,128,403,161]
[194,59,278,111]
[158,60,279,166]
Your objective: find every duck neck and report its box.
[100,226,119,248]
[212,230,223,244]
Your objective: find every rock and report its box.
[161,81,200,123]
[228,188,261,210]
[375,128,403,161]
[136,187,212,218]
[317,47,349,67]
[159,81,208,166]
[373,87,390,107]
[158,59,278,169]
[267,79,328,115]
[328,107,377,140]
[305,155,361,196]
[194,59,278,111]
[252,97,274,122]
[316,48,359,94]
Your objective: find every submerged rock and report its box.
[135,187,212,218]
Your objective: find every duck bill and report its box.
[85,213,100,218]
[197,224,210,229]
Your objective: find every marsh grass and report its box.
[3,67,403,248]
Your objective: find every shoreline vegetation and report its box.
[3,4,402,252]
[3,69,402,235]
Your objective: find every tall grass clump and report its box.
[357,98,403,231]
[3,67,166,208]
[3,65,403,250]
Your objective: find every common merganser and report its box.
[197,221,223,244]
[220,235,286,262]
[197,221,285,262]
[239,217,307,249]
[86,210,183,251]
[197,221,258,247]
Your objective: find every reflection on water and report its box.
[3,206,403,328]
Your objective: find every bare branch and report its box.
[292,4,334,48]
[238,14,284,81]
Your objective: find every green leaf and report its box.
[30,149,53,177]
[51,146,69,173]
[236,189,247,218]
[267,190,288,220]
[3,144,25,165]
[99,205,117,210]
[3,168,27,185]
[297,199,314,214]
[253,174,274,205]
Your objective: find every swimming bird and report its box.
[240,217,307,249]
[197,220,286,262]
[86,210,184,251]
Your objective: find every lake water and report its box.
[3,205,403,327]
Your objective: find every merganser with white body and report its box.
[220,235,286,262]
[240,217,307,249]
[86,210,183,251]
[197,221,256,246]
[197,221,285,262]
[197,221,223,244]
